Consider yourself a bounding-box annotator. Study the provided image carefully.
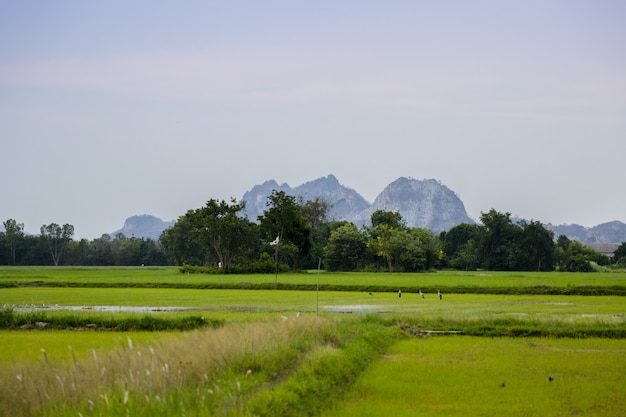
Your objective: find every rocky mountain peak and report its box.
[240,175,474,233]
[353,177,474,233]
[110,215,174,240]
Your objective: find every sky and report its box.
[1,1,625,240]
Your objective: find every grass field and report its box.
[322,336,626,417]
[2,266,626,292]
[1,267,625,416]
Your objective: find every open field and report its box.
[322,336,626,417]
[2,266,626,294]
[1,287,625,323]
[1,267,625,416]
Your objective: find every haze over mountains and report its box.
[107,175,626,245]
[241,175,474,233]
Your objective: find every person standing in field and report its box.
[419,289,424,299]
[438,290,442,300]
[398,289,402,298]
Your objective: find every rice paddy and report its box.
[1,266,625,416]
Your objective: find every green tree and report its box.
[518,220,556,271]
[365,210,409,271]
[367,223,398,271]
[3,219,24,265]
[613,242,626,266]
[439,223,481,268]
[555,237,608,272]
[160,214,210,265]
[258,191,312,270]
[371,209,405,229]
[323,223,367,271]
[298,197,332,268]
[40,223,74,266]
[191,198,254,272]
[398,228,437,271]
[478,209,521,270]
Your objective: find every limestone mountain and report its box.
[240,175,475,232]
[353,177,475,233]
[240,180,293,221]
[293,175,371,221]
[547,220,626,244]
[110,215,174,241]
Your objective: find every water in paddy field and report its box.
[8,304,192,313]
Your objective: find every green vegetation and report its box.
[1,317,400,417]
[0,306,218,331]
[0,267,624,416]
[2,266,626,295]
[4,205,624,272]
[322,337,626,417]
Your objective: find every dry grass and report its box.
[1,315,333,417]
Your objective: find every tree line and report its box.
[3,191,626,271]
[0,220,167,266]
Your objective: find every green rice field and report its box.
[1,266,625,416]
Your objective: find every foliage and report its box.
[439,223,481,269]
[298,197,333,269]
[556,237,610,272]
[40,223,74,266]
[3,219,24,265]
[613,242,626,266]
[365,211,437,272]
[193,198,256,272]
[258,190,313,270]
[438,209,607,272]
[324,223,367,271]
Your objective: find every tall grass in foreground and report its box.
[0,315,399,417]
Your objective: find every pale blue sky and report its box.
[2,1,625,239]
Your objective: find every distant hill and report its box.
[546,220,626,244]
[241,174,370,222]
[95,175,626,244]
[241,175,474,233]
[110,215,174,240]
[352,177,475,233]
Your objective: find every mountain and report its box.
[241,175,370,222]
[241,175,475,232]
[547,220,626,244]
[294,175,371,221]
[110,215,174,240]
[353,177,475,233]
[241,180,292,221]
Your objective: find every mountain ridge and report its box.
[106,175,625,244]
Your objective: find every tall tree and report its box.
[518,220,556,271]
[439,223,481,266]
[161,213,210,265]
[366,210,407,271]
[478,209,520,270]
[40,223,74,266]
[298,197,332,269]
[3,219,24,265]
[258,190,312,270]
[371,209,405,229]
[324,223,366,271]
[613,242,626,266]
[192,198,254,272]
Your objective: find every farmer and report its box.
[438,290,442,300]
[398,289,402,298]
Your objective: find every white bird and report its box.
[270,236,280,246]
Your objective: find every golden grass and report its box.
[0,315,334,417]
